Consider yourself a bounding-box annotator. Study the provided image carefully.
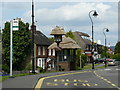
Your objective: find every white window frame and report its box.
[49,49,51,56]
[52,49,55,56]
[38,46,41,55]
[43,47,45,55]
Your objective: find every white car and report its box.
[108,59,115,66]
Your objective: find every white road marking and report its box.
[104,69,111,70]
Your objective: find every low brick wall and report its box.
[58,62,69,71]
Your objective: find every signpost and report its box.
[10,19,19,77]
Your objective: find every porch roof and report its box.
[48,37,81,50]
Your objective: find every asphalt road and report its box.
[2,65,120,90]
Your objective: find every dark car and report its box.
[94,58,105,63]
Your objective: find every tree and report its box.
[2,21,31,71]
[65,30,76,41]
[114,41,120,54]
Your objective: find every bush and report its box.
[2,64,9,73]
[112,53,120,60]
[36,66,45,73]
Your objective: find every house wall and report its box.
[36,45,49,69]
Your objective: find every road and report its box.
[35,66,119,90]
[2,65,120,90]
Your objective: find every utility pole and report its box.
[31,0,36,74]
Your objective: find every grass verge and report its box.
[0,73,37,83]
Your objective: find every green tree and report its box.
[114,41,120,54]
[2,21,31,71]
[65,30,76,41]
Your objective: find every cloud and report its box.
[22,2,118,46]
[23,3,116,24]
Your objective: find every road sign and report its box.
[12,20,19,31]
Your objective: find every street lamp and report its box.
[89,10,98,69]
[50,26,66,71]
[103,28,109,63]
[103,28,109,48]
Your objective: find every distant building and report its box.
[73,31,102,62]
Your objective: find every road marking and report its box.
[82,83,86,86]
[66,79,69,82]
[64,83,69,86]
[46,82,58,86]
[94,71,120,89]
[34,78,45,90]
[86,83,91,87]
[34,71,92,89]
[116,69,120,71]
[104,69,111,71]
[111,84,116,87]
[54,79,58,82]
[74,83,78,86]
[84,80,88,83]
[74,79,77,82]
[94,84,98,86]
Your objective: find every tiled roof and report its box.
[33,31,53,46]
[73,32,91,50]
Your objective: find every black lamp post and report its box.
[89,10,98,69]
[103,28,109,59]
[50,26,65,71]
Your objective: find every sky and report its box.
[0,0,119,46]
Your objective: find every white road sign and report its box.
[12,20,19,31]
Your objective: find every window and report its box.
[49,49,51,56]
[43,47,46,55]
[52,49,55,56]
[38,46,41,55]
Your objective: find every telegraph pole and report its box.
[31,0,36,74]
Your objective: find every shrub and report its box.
[2,64,9,73]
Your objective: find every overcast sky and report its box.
[0,1,119,46]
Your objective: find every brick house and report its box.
[33,31,52,70]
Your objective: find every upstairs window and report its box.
[43,47,46,55]
[52,49,55,56]
[38,46,41,55]
[49,49,51,56]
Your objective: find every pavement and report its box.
[1,64,119,90]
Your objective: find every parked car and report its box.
[114,59,120,66]
[108,59,115,66]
